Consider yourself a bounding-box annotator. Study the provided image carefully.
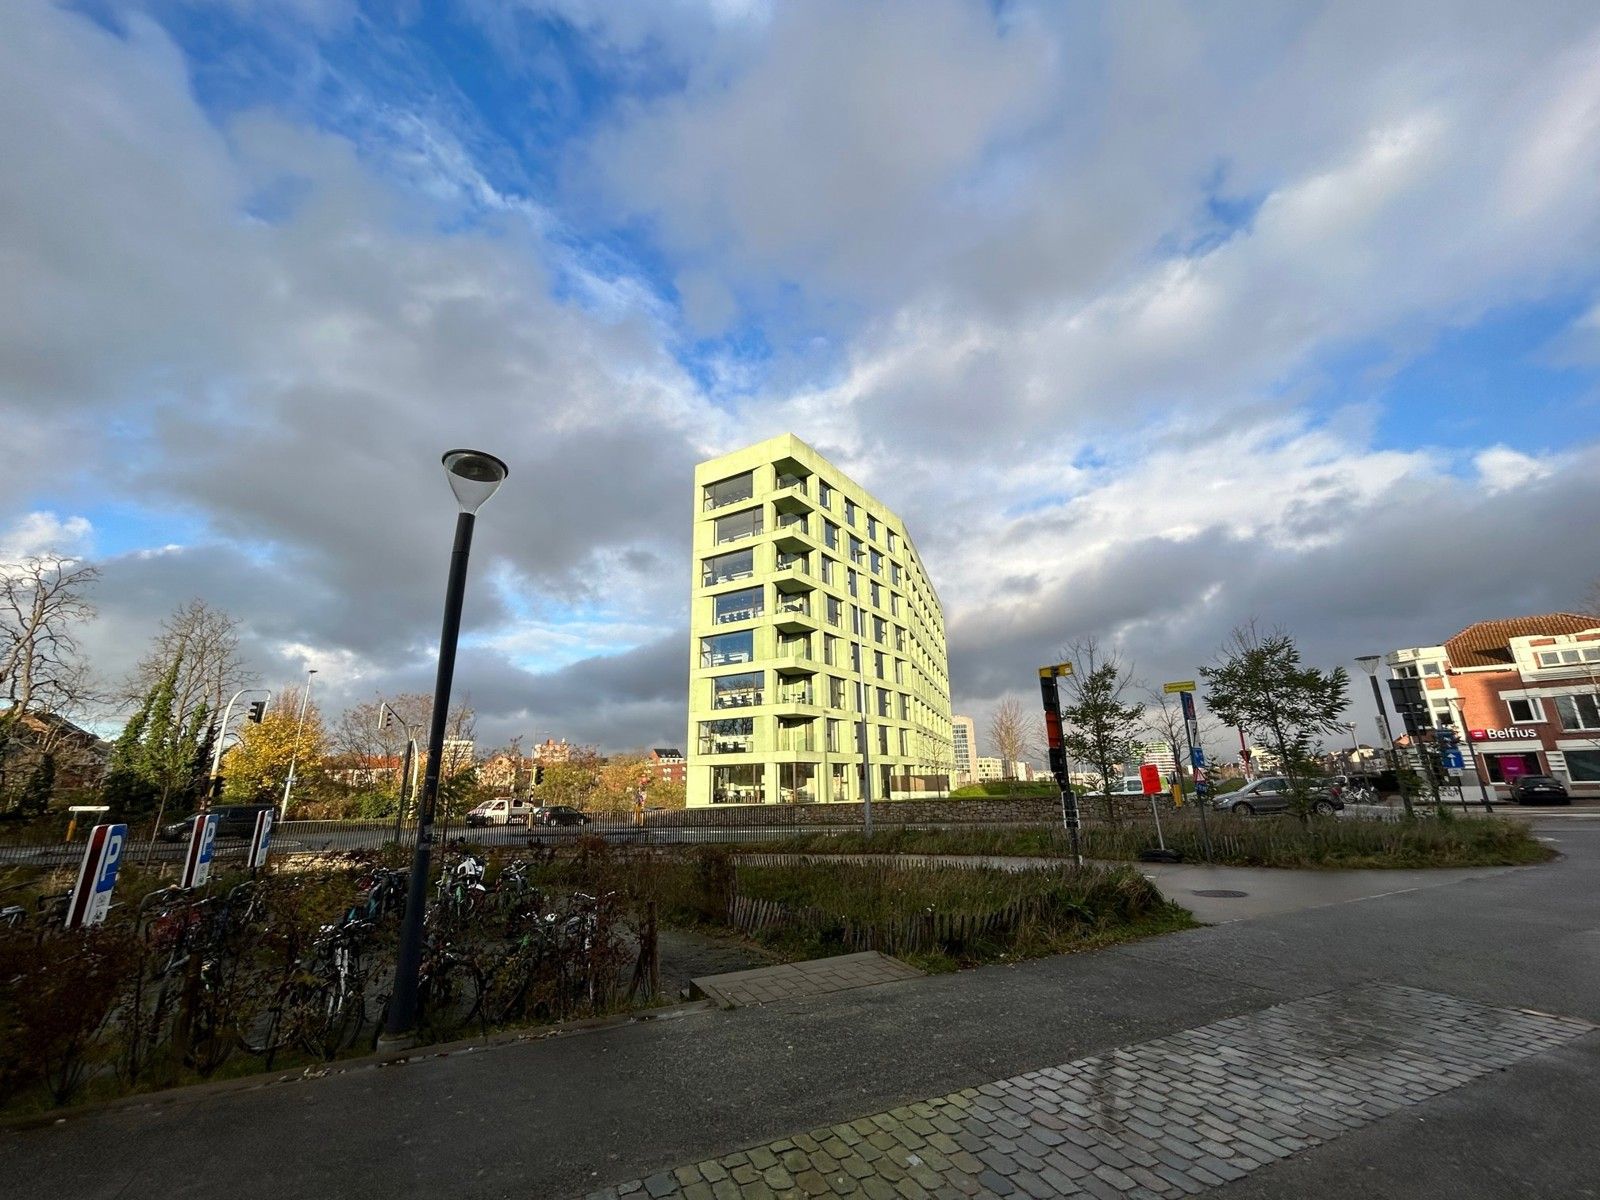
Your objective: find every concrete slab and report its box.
[690,950,924,1009]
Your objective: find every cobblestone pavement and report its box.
[580,985,1592,1199]
[692,952,925,1009]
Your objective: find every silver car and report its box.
[1213,775,1342,817]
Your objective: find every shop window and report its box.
[1567,750,1600,782]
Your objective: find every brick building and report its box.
[647,748,686,785]
[1390,614,1600,798]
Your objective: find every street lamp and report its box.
[1356,655,1413,818]
[383,448,508,1047]
[281,669,318,816]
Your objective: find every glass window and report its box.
[702,549,754,587]
[1539,652,1560,667]
[890,562,902,585]
[701,630,754,668]
[870,549,883,575]
[829,675,847,707]
[775,551,809,575]
[844,498,857,526]
[877,725,890,755]
[852,605,865,636]
[1562,650,1582,664]
[817,480,833,508]
[849,535,864,564]
[1506,698,1541,723]
[703,472,754,511]
[823,520,839,550]
[851,643,862,673]
[877,687,891,717]
[894,626,906,651]
[867,515,879,540]
[874,616,887,644]
[874,651,886,679]
[870,581,881,608]
[887,531,898,553]
[713,587,763,624]
[712,671,763,709]
[779,761,816,803]
[895,659,906,684]
[713,507,763,544]
[700,717,754,754]
[1555,694,1600,731]
[897,693,909,720]
[823,634,840,666]
[820,557,834,584]
[711,763,763,804]
[826,719,843,753]
[1422,663,1440,675]
[1568,750,1600,782]
[848,569,859,597]
[826,595,842,625]
[891,593,901,616]
[899,728,909,757]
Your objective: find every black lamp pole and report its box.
[382,450,506,1046]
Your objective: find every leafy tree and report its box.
[124,600,253,740]
[1201,623,1349,819]
[104,657,211,826]
[1058,639,1145,823]
[534,746,603,809]
[221,689,328,811]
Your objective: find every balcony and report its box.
[713,604,762,625]
[774,594,816,632]
[776,645,818,675]
[699,736,755,755]
[775,552,810,581]
[774,511,812,552]
[776,723,816,753]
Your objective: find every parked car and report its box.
[1212,776,1342,817]
[533,805,591,827]
[465,797,532,827]
[158,803,276,842]
[1508,775,1570,805]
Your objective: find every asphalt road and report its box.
[4,818,1597,1199]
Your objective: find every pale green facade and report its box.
[687,434,953,807]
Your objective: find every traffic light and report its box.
[532,764,544,786]
[1387,678,1430,735]
[380,706,395,730]
[247,700,266,723]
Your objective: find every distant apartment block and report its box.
[1140,742,1177,777]
[951,714,977,785]
[687,434,952,806]
[648,747,686,785]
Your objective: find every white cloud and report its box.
[0,512,94,563]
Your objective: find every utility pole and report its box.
[281,669,318,817]
[1039,662,1082,865]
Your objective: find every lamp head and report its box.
[1355,655,1381,676]
[442,449,509,513]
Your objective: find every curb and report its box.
[0,998,715,1134]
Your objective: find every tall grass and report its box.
[742,815,1553,869]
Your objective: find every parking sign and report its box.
[248,808,275,870]
[180,813,219,889]
[65,823,127,929]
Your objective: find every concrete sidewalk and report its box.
[2,822,1594,1200]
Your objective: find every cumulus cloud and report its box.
[4,0,1600,755]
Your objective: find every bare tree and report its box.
[1,556,102,797]
[126,600,254,731]
[986,696,1040,779]
[1141,687,1226,790]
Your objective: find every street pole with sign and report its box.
[64,823,128,929]
[1164,681,1213,862]
[1038,662,1082,865]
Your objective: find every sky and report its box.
[4,0,1600,756]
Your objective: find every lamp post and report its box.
[1356,655,1413,818]
[383,448,508,1047]
[1341,721,1360,772]
[379,701,420,844]
[281,669,318,816]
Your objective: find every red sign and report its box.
[1139,763,1163,795]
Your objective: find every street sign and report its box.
[180,813,219,889]
[1179,693,1197,722]
[1138,763,1163,795]
[1037,665,1083,858]
[1191,746,1206,768]
[1443,748,1465,770]
[64,823,127,930]
[1039,662,1074,678]
[1163,680,1197,694]
[248,808,275,870]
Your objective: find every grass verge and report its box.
[738,814,1556,869]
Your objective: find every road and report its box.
[4,816,1597,1198]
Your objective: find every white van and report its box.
[465,797,531,827]
[1108,775,1151,796]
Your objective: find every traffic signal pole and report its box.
[208,687,272,803]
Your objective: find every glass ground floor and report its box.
[690,759,951,806]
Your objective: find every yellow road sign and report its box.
[1162,680,1197,694]
[1039,662,1075,678]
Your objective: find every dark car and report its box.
[534,805,591,827]
[1509,775,1570,805]
[1212,775,1343,817]
[158,803,276,842]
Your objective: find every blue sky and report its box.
[6,0,1600,750]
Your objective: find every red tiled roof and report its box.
[1444,613,1597,668]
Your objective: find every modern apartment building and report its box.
[951,714,977,785]
[686,434,952,807]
